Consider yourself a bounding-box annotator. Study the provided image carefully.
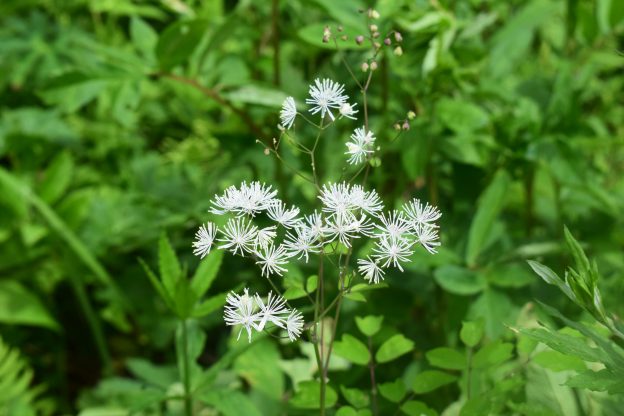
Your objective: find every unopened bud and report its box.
[374,41,381,49]
[264,148,270,155]
[393,46,403,56]
[356,35,365,45]
[323,26,331,37]
[407,111,416,120]
[370,61,378,71]
[361,62,369,72]
[341,35,348,41]
[394,31,403,42]
[402,121,410,130]
[384,38,392,46]
[372,31,380,39]
[369,24,378,33]
[322,35,330,43]
[394,123,401,131]
[337,25,343,32]
[368,9,380,19]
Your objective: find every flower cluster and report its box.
[224,289,304,342]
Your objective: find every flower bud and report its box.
[361,62,369,72]
[374,41,381,49]
[407,111,416,120]
[394,123,401,131]
[322,35,330,43]
[323,26,331,37]
[394,31,403,42]
[402,121,410,130]
[337,25,343,32]
[393,46,403,56]
[356,35,365,45]
[384,37,391,46]
[370,61,378,71]
[372,31,380,39]
[369,24,378,32]
[264,148,270,156]
[368,9,380,19]
[341,35,348,41]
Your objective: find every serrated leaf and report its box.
[472,341,513,368]
[333,334,370,366]
[565,369,624,393]
[426,347,465,370]
[192,292,226,318]
[190,249,223,298]
[0,281,59,331]
[376,334,414,363]
[533,350,586,372]
[38,151,73,205]
[159,233,181,299]
[412,370,457,394]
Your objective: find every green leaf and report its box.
[565,369,624,393]
[130,17,157,61]
[376,334,414,363]
[298,22,368,50]
[139,258,173,309]
[333,334,370,366]
[412,370,457,394]
[472,340,513,368]
[39,72,111,113]
[192,292,226,318]
[306,275,318,293]
[38,151,73,205]
[460,320,484,348]
[225,85,288,107]
[340,385,369,408]
[436,98,489,134]
[190,249,223,298]
[335,406,358,416]
[156,19,208,70]
[469,288,515,339]
[0,281,59,331]
[173,279,198,319]
[199,389,263,416]
[521,327,609,364]
[466,170,510,266]
[378,379,406,403]
[159,233,181,299]
[426,347,465,370]
[355,315,384,337]
[533,350,586,372]
[290,380,337,409]
[401,400,438,416]
[125,358,176,389]
[434,265,486,295]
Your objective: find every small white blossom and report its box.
[224,288,258,342]
[267,200,301,228]
[350,185,384,215]
[375,210,411,239]
[345,127,375,165]
[211,181,277,217]
[304,211,326,240]
[255,244,291,277]
[350,214,376,237]
[280,96,297,129]
[192,222,217,258]
[358,257,385,284]
[323,213,360,247]
[284,226,322,262]
[306,78,349,121]
[218,217,258,255]
[254,291,289,330]
[285,309,305,341]
[373,236,414,272]
[403,198,442,229]
[318,182,354,218]
[339,102,358,120]
[255,226,277,250]
[416,225,441,254]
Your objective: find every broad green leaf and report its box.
[434,265,486,295]
[234,340,284,402]
[466,170,510,266]
[199,389,263,416]
[0,281,59,330]
[412,370,457,394]
[460,320,484,348]
[333,334,370,366]
[39,72,111,113]
[565,369,624,393]
[472,341,513,368]
[376,334,414,363]
[306,275,318,293]
[533,350,586,372]
[521,327,608,364]
[336,407,358,416]
[460,394,492,416]
[340,385,369,408]
[130,17,157,62]
[436,98,489,134]
[355,315,383,337]
[378,379,406,403]
[173,279,198,319]
[225,85,287,107]
[159,233,181,299]
[156,19,208,70]
[290,380,337,409]
[426,347,465,370]
[190,249,223,298]
[485,263,535,289]
[38,151,73,205]
[401,400,438,416]
[525,364,579,416]
[192,292,226,318]
[125,358,176,389]
[469,288,516,339]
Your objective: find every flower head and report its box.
[403,198,442,229]
[415,224,441,254]
[285,309,305,341]
[224,288,258,342]
[254,291,288,330]
[211,181,277,217]
[255,226,277,250]
[358,257,385,284]
[373,236,414,272]
[192,222,217,258]
[345,127,375,165]
[280,96,297,129]
[284,225,322,263]
[375,210,411,239]
[255,244,292,277]
[339,102,358,120]
[305,78,349,121]
[218,217,258,255]
[267,200,301,228]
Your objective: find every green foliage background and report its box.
[0,0,623,414]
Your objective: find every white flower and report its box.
[255,226,277,250]
[192,222,217,258]
[375,210,411,239]
[403,198,442,229]
[350,214,376,237]
[267,200,301,228]
[323,213,360,247]
[304,211,326,240]
[285,309,305,341]
[345,127,375,165]
[416,225,441,254]
[211,181,277,217]
[255,244,291,277]
[350,185,384,215]
[280,96,297,129]
[339,102,358,120]
[284,225,322,262]
[358,257,385,284]
[373,236,414,272]
[318,182,354,218]
[218,217,258,255]
[224,288,259,342]
[306,78,349,121]
[254,291,289,330]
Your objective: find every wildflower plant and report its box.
[192,9,441,415]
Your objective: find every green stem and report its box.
[368,336,378,416]
[466,346,473,400]
[181,319,193,416]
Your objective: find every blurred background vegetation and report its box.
[0,0,623,415]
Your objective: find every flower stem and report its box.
[181,319,193,416]
[368,336,379,416]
